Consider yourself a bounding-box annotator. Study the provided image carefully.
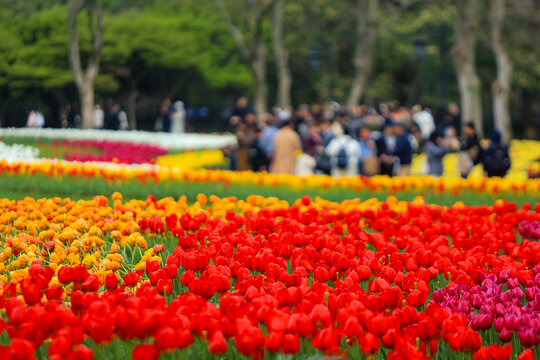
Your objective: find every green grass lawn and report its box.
[1,173,537,206]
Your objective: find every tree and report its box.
[488,0,512,141]
[215,0,273,118]
[272,0,291,109]
[347,0,378,109]
[452,0,483,134]
[68,0,104,129]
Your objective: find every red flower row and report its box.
[52,139,168,164]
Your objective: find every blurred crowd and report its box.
[225,97,511,178]
[25,99,189,133]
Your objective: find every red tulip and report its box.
[163,264,178,279]
[358,332,380,356]
[268,311,289,332]
[235,325,264,358]
[48,336,72,358]
[156,278,173,296]
[154,327,178,351]
[314,266,329,283]
[282,333,300,354]
[517,349,535,360]
[21,280,41,305]
[67,345,94,360]
[311,327,340,354]
[105,273,118,291]
[72,266,90,283]
[265,331,284,352]
[310,304,331,326]
[9,339,36,360]
[489,344,512,360]
[177,329,194,349]
[208,331,228,354]
[146,260,161,275]
[81,275,100,292]
[45,285,64,302]
[132,344,160,360]
[58,266,73,284]
[123,271,141,287]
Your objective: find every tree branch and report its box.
[214,0,251,61]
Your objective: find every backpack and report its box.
[485,143,510,176]
[336,146,348,169]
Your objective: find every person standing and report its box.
[483,129,510,177]
[444,126,461,153]
[393,124,413,176]
[314,119,335,175]
[447,103,462,136]
[259,113,279,162]
[236,111,258,171]
[26,106,44,128]
[248,128,269,172]
[348,105,366,138]
[326,124,361,176]
[412,105,435,141]
[107,104,121,130]
[119,108,129,130]
[425,131,447,177]
[357,127,379,176]
[160,98,173,133]
[228,96,251,129]
[64,104,76,128]
[271,119,301,174]
[459,122,483,178]
[93,104,104,129]
[171,101,186,134]
[375,123,397,176]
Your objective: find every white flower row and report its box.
[0,142,39,161]
[2,157,194,176]
[0,128,236,150]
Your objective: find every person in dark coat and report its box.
[392,124,412,176]
[375,123,397,176]
[483,129,510,177]
[459,122,483,178]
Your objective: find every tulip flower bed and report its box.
[0,136,227,169]
[1,159,540,206]
[56,140,168,164]
[0,193,539,360]
[1,137,169,164]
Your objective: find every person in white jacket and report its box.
[171,101,186,134]
[412,105,435,140]
[326,123,361,177]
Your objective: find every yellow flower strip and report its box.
[155,150,226,169]
[1,157,539,196]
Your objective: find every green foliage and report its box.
[0,1,252,96]
[0,6,71,89]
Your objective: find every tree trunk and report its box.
[68,0,103,129]
[452,0,483,135]
[347,0,378,110]
[78,82,94,130]
[489,0,513,142]
[272,0,291,109]
[251,43,268,117]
